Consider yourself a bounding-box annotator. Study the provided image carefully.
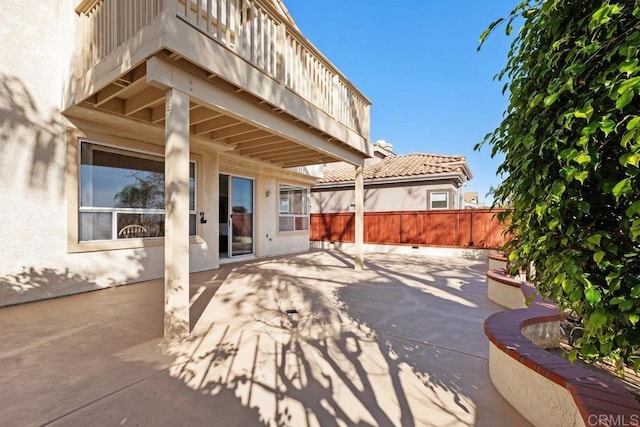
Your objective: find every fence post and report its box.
[469,210,475,247]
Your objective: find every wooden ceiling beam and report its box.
[98,98,125,114]
[231,136,290,150]
[124,87,165,116]
[237,143,300,157]
[211,123,257,140]
[281,157,330,168]
[190,107,223,125]
[193,115,240,135]
[89,63,147,107]
[258,149,318,162]
[128,108,153,122]
[226,130,272,145]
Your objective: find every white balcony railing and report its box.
[77,0,164,72]
[77,0,370,136]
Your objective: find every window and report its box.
[278,184,308,232]
[79,142,196,241]
[430,192,448,210]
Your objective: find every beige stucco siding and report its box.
[0,2,316,306]
[310,181,460,213]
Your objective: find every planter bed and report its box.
[485,268,640,426]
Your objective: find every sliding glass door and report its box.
[219,174,254,258]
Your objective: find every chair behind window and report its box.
[118,224,148,239]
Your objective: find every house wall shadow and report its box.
[0,73,65,197]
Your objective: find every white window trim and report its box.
[429,191,449,210]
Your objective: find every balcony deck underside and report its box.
[66,53,366,168]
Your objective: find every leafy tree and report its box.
[479,1,640,369]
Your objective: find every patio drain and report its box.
[285,309,299,315]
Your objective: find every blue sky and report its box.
[285,1,518,203]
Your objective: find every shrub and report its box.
[479,0,640,369]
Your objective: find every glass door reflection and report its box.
[230,176,254,257]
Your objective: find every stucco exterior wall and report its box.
[489,343,585,427]
[310,181,460,213]
[255,176,311,257]
[0,2,314,307]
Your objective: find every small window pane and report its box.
[431,192,448,209]
[279,185,307,215]
[278,184,309,232]
[117,213,164,238]
[79,212,112,241]
[81,143,164,209]
[279,216,294,232]
[295,216,308,231]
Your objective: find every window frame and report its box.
[277,183,309,233]
[76,140,198,243]
[429,191,449,210]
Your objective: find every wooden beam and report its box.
[260,151,319,162]
[128,108,153,122]
[190,107,223,125]
[256,153,319,165]
[124,87,165,116]
[236,142,297,156]
[226,129,272,145]
[99,98,126,114]
[91,64,148,107]
[146,56,367,165]
[193,115,240,135]
[254,146,316,160]
[210,123,257,140]
[231,136,289,150]
[151,104,165,123]
[281,158,328,168]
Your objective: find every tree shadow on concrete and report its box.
[159,250,521,426]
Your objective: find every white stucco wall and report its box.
[0,2,314,306]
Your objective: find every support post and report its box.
[354,161,364,270]
[164,87,190,338]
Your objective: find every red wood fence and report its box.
[310,209,508,249]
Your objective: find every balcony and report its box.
[69,0,371,167]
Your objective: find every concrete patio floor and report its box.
[0,250,530,426]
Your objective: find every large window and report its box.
[429,192,449,210]
[79,142,196,241]
[278,184,308,232]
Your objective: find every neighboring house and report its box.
[311,142,472,213]
[0,0,371,335]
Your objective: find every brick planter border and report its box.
[484,268,640,426]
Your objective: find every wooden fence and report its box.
[310,209,509,249]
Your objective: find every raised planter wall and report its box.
[484,267,640,426]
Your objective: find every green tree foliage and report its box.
[479,1,640,369]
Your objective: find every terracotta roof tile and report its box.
[317,153,468,184]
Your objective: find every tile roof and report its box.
[317,153,468,184]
